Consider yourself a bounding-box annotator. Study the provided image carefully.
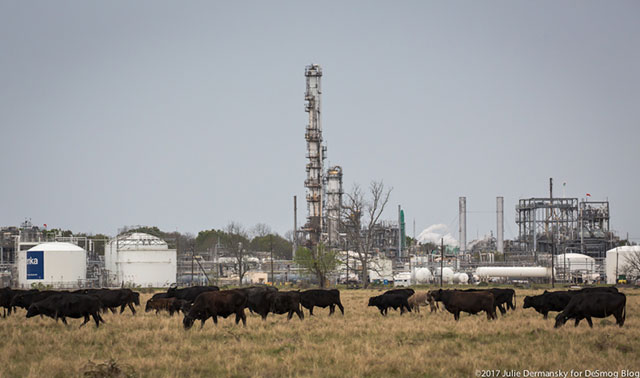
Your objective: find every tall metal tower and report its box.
[303,64,326,246]
[326,166,343,247]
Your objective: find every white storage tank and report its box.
[453,272,469,284]
[413,267,433,284]
[475,266,553,279]
[434,267,454,284]
[606,246,640,284]
[104,233,177,287]
[554,253,597,273]
[17,242,87,289]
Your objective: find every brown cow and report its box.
[145,297,182,316]
[426,291,440,313]
[407,292,430,313]
[430,289,496,321]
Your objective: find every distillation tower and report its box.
[303,64,326,246]
[326,166,343,247]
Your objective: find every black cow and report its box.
[523,290,576,319]
[1,288,37,317]
[430,289,496,321]
[80,289,139,315]
[167,285,220,303]
[464,288,516,315]
[383,288,415,298]
[368,294,411,316]
[555,292,626,328]
[11,290,62,311]
[571,286,618,294]
[300,289,344,316]
[265,291,304,321]
[151,292,170,300]
[26,294,105,328]
[183,290,248,330]
[238,286,278,320]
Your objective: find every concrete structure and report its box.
[18,242,86,288]
[105,233,176,287]
[606,246,640,284]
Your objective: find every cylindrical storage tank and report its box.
[606,246,640,284]
[434,267,454,284]
[453,272,469,284]
[17,242,87,289]
[554,253,596,272]
[413,267,433,284]
[475,266,552,278]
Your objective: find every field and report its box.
[1,288,639,378]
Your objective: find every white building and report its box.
[104,233,176,287]
[606,246,640,284]
[18,242,87,289]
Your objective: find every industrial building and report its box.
[17,242,87,289]
[104,232,177,287]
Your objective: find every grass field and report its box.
[1,288,639,378]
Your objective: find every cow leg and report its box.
[212,315,218,325]
[454,311,460,321]
[329,305,335,315]
[260,312,268,321]
[61,317,68,326]
[93,313,101,327]
[309,306,314,316]
[498,304,506,315]
[287,310,293,320]
[98,313,106,324]
[380,308,385,316]
[542,311,548,319]
[296,308,304,320]
[586,317,593,328]
[120,304,126,314]
[109,307,116,314]
[337,302,344,315]
[237,310,246,327]
[128,303,136,315]
[574,317,581,327]
[80,314,90,328]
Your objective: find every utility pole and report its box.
[440,238,444,287]
[270,234,274,285]
[293,195,297,258]
[550,178,555,288]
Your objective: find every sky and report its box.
[1,1,638,242]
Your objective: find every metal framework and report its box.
[516,198,614,258]
[326,166,343,247]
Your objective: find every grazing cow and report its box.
[11,290,61,311]
[555,292,626,328]
[407,292,431,313]
[300,289,344,316]
[145,297,184,316]
[183,290,248,330]
[523,291,575,319]
[383,288,415,298]
[26,294,105,328]
[430,289,496,321]
[571,286,618,294]
[426,291,439,312]
[80,289,140,315]
[368,294,411,316]
[265,291,304,321]
[463,288,516,315]
[1,288,37,317]
[238,286,278,320]
[167,285,220,303]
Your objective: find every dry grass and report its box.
[1,288,639,377]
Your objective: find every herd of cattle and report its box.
[0,285,627,329]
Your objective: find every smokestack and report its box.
[497,196,504,254]
[459,197,466,254]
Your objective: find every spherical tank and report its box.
[453,272,469,284]
[435,267,454,283]
[18,242,87,289]
[413,268,433,284]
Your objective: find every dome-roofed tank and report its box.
[554,253,596,272]
[18,242,87,288]
[104,232,177,287]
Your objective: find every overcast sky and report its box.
[1,1,638,242]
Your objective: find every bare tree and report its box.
[225,222,250,286]
[620,250,640,281]
[341,181,392,288]
[250,223,272,239]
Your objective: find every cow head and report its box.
[145,299,154,312]
[26,303,40,318]
[522,296,532,309]
[132,292,140,306]
[368,297,377,307]
[183,315,195,330]
[554,312,568,328]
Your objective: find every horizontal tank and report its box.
[475,266,553,278]
[453,272,469,284]
[413,267,433,284]
[18,242,87,289]
[434,267,454,284]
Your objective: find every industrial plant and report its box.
[0,65,636,289]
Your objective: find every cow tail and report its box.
[623,301,626,323]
